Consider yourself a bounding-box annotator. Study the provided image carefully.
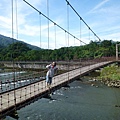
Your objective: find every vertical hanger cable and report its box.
[67,1,70,84]
[39,12,42,49]
[15,0,18,39]
[47,0,49,50]
[11,0,17,113]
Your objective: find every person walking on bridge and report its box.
[46,62,58,87]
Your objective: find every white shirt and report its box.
[46,64,57,77]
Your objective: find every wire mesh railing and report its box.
[0,60,116,119]
[0,70,46,94]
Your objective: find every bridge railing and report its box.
[0,60,116,119]
[0,70,47,94]
[0,57,116,93]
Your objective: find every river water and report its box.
[6,76,120,120]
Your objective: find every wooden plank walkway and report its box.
[0,61,114,118]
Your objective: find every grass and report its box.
[100,64,120,81]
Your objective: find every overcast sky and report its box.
[0,0,120,49]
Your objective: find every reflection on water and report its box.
[6,77,120,120]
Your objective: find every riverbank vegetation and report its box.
[99,64,120,88]
[0,40,119,61]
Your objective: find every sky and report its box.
[0,0,120,49]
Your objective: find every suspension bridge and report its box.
[0,0,120,119]
[0,60,117,119]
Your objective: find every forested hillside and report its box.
[0,34,41,50]
[0,40,119,61]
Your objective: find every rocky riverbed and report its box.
[89,78,120,88]
[102,79,120,88]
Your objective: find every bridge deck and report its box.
[0,61,114,117]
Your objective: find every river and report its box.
[5,76,120,120]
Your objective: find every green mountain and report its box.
[0,34,41,50]
[0,34,119,61]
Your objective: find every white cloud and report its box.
[0,0,120,49]
[89,0,110,13]
[0,16,11,28]
[101,32,120,41]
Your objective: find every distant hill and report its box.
[0,34,41,50]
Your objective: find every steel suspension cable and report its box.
[39,12,42,48]
[23,0,86,45]
[15,0,21,89]
[74,36,75,46]
[64,31,68,71]
[54,23,57,61]
[67,1,70,85]
[38,12,45,86]
[67,2,69,49]
[11,0,14,39]
[65,0,101,41]
[88,28,91,71]
[54,23,56,50]
[79,18,82,45]
[11,0,17,115]
[65,31,67,47]
[89,28,91,42]
[47,0,49,50]
[79,18,82,78]
[15,0,18,39]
